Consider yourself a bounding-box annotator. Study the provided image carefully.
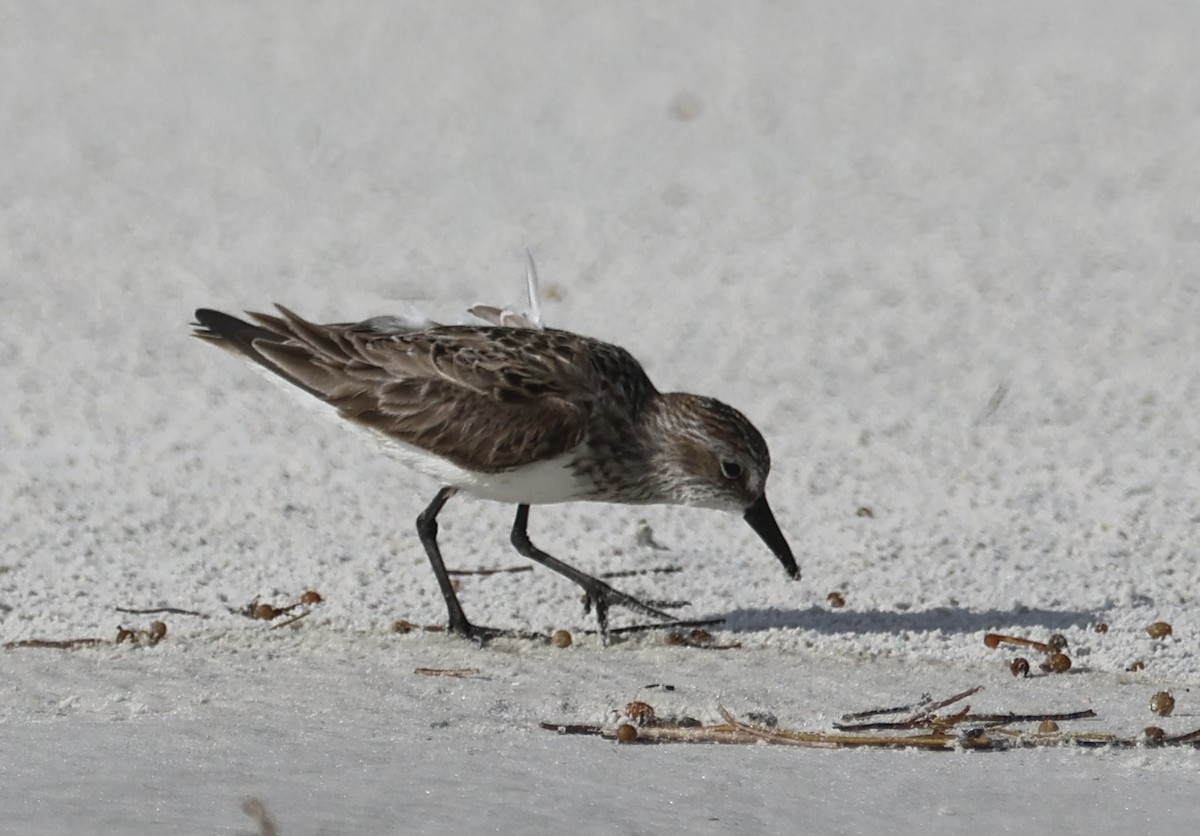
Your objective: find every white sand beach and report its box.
[3,3,1200,833]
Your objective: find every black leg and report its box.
[509,504,676,638]
[416,488,541,643]
[416,487,474,636]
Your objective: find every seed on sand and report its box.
[1146,621,1173,639]
[1150,691,1175,717]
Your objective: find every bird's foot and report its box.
[446,618,544,645]
[578,580,678,642]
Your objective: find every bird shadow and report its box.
[715,605,1101,637]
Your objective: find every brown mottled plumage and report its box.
[193,298,796,642]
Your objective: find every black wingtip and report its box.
[193,307,246,334]
[191,308,284,347]
[191,305,328,400]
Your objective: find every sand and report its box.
[3,3,1199,834]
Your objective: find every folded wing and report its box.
[193,306,589,472]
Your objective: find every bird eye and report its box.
[720,460,743,480]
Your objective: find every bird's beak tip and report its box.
[742,495,800,580]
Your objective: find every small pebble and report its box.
[1146,621,1173,639]
[1150,691,1175,717]
[625,701,656,725]
[148,621,167,643]
[1042,653,1072,674]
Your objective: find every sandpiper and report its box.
[193,259,798,641]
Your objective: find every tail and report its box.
[192,308,325,399]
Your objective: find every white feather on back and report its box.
[466,251,545,330]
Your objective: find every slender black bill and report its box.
[743,494,800,580]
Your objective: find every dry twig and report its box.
[115,606,206,617]
[829,688,1106,745]
[7,622,168,650]
[540,687,1178,752]
[539,722,604,735]
[414,667,482,678]
[4,637,106,650]
[271,610,312,630]
[718,706,986,750]
[968,709,1097,725]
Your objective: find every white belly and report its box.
[376,435,591,505]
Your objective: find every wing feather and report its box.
[195,307,598,472]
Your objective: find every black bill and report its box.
[743,494,800,579]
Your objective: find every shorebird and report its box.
[193,258,797,641]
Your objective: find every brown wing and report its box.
[193,306,597,472]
